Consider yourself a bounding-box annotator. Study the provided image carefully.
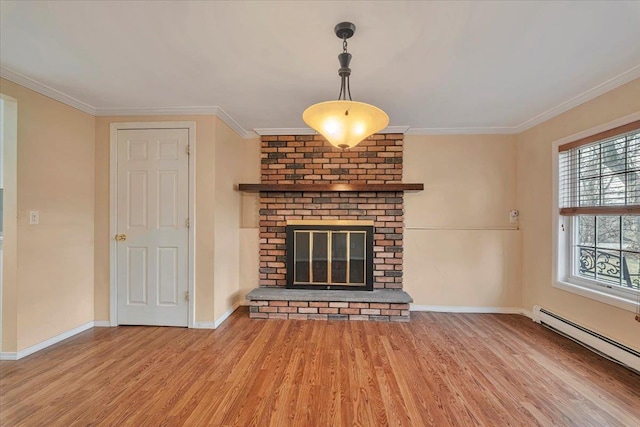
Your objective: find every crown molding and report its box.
[397,65,640,136]
[3,64,639,138]
[406,126,518,135]
[382,126,410,134]
[254,125,410,136]
[0,66,96,115]
[514,64,640,133]
[94,106,258,139]
[0,67,259,138]
[254,127,316,136]
[214,107,258,139]
[94,106,219,116]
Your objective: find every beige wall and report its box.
[517,77,640,351]
[1,94,18,352]
[94,114,257,325]
[212,117,256,320]
[1,78,95,352]
[403,135,521,307]
[239,139,261,302]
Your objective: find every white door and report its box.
[116,128,189,326]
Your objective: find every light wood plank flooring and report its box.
[1,308,639,426]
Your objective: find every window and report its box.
[557,120,640,307]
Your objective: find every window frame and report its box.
[553,113,640,313]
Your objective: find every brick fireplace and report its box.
[242,133,421,321]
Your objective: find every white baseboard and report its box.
[0,321,95,361]
[214,302,240,328]
[411,305,530,317]
[192,303,240,330]
[93,321,112,327]
[192,321,216,329]
[0,352,18,361]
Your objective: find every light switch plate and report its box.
[29,210,39,225]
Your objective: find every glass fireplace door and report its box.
[286,225,373,290]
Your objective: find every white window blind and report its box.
[559,121,640,216]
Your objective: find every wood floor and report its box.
[1,308,638,426]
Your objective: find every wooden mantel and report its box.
[237,183,424,193]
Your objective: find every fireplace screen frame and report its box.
[286,224,374,291]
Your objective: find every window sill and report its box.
[553,280,637,313]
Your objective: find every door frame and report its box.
[0,94,18,353]
[109,122,196,327]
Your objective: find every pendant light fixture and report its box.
[303,22,389,149]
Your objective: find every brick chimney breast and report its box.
[259,134,405,290]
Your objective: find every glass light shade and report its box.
[303,100,389,149]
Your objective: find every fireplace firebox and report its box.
[286,224,373,290]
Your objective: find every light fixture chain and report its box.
[340,35,351,100]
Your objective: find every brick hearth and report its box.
[246,288,413,322]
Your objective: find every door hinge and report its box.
[185,217,190,228]
[186,144,190,155]
[185,291,190,302]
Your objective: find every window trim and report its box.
[552,112,640,313]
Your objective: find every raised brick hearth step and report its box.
[247,288,413,303]
[246,288,413,322]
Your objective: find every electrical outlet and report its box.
[29,210,39,225]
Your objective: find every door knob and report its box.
[115,234,127,242]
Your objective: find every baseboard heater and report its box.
[532,305,640,374]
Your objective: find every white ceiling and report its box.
[1,1,640,135]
